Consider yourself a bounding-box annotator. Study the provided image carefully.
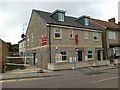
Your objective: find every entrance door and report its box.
[97,50,101,61]
[33,52,36,65]
[78,51,82,61]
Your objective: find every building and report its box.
[18,38,27,64]
[0,39,9,72]
[18,38,26,53]
[25,9,103,70]
[91,18,120,60]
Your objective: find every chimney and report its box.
[108,18,115,23]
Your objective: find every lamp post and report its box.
[33,50,36,66]
[73,48,79,70]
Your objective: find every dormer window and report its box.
[76,15,90,26]
[51,9,66,22]
[84,18,89,26]
[58,13,64,22]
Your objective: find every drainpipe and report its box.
[48,24,51,63]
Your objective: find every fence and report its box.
[6,52,33,65]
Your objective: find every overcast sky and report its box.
[0,0,119,44]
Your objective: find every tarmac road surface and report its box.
[2,68,119,88]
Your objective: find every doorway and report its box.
[77,51,82,61]
[33,52,36,65]
[97,50,101,61]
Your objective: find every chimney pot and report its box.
[108,18,115,23]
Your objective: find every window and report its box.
[93,32,99,41]
[87,50,93,58]
[108,32,116,40]
[54,28,62,39]
[113,47,120,56]
[58,13,64,22]
[84,18,89,26]
[84,31,88,39]
[69,31,74,38]
[60,52,67,60]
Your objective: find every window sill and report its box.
[56,60,68,63]
[87,58,94,61]
[94,40,99,42]
[54,38,62,40]
[69,38,74,40]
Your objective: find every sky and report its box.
[0,0,119,44]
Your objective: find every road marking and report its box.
[0,78,44,83]
[90,77,118,84]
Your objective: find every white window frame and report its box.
[54,28,62,39]
[84,31,88,39]
[87,50,93,59]
[93,32,99,41]
[84,18,89,26]
[58,13,64,22]
[108,31,116,40]
[113,47,120,56]
[60,51,67,61]
[69,30,74,38]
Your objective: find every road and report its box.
[2,68,119,88]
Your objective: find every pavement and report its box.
[0,64,119,81]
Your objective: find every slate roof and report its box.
[34,10,102,31]
[18,38,26,43]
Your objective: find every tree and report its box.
[7,42,19,52]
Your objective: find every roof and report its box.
[0,38,7,44]
[18,38,26,43]
[90,18,118,29]
[34,10,102,31]
[51,9,66,16]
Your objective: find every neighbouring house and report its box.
[18,38,26,53]
[18,38,27,64]
[25,9,103,70]
[91,18,120,60]
[0,39,9,72]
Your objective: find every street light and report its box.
[33,50,36,66]
[73,48,79,70]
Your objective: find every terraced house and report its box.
[26,9,103,70]
[91,18,120,60]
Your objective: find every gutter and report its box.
[47,23,103,32]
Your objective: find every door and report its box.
[33,52,36,65]
[78,51,82,61]
[97,50,101,61]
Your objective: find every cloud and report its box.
[0,1,118,44]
